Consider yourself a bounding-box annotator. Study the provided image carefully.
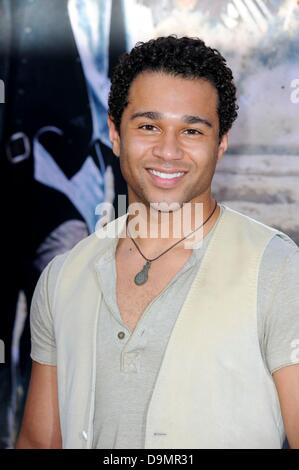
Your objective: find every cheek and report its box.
[119,142,143,181]
[121,136,152,165]
[188,141,217,168]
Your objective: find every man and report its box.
[16,36,299,449]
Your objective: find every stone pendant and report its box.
[134,261,151,286]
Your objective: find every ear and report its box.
[107,115,121,157]
[216,133,228,163]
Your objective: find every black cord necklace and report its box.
[127,200,218,286]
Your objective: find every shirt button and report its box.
[117,331,125,340]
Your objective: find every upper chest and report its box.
[115,242,193,331]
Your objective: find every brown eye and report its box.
[139,125,155,130]
[183,128,203,135]
[138,124,159,132]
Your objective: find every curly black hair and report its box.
[108,36,238,138]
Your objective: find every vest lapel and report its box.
[55,214,128,447]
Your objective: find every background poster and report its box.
[0,0,298,448]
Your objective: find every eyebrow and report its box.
[130,111,212,128]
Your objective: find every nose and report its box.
[152,131,184,161]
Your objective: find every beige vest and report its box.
[49,205,288,448]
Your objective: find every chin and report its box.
[149,201,183,213]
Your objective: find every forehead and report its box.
[125,71,219,119]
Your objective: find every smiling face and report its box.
[108,71,228,210]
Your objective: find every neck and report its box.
[125,197,219,252]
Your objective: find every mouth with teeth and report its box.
[147,168,186,188]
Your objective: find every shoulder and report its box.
[258,233,298,315]
[261,233,298,276]
[222,204,281,230]
[44,232,99,299]
[222,204,297,246]
[44,214,127,300]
